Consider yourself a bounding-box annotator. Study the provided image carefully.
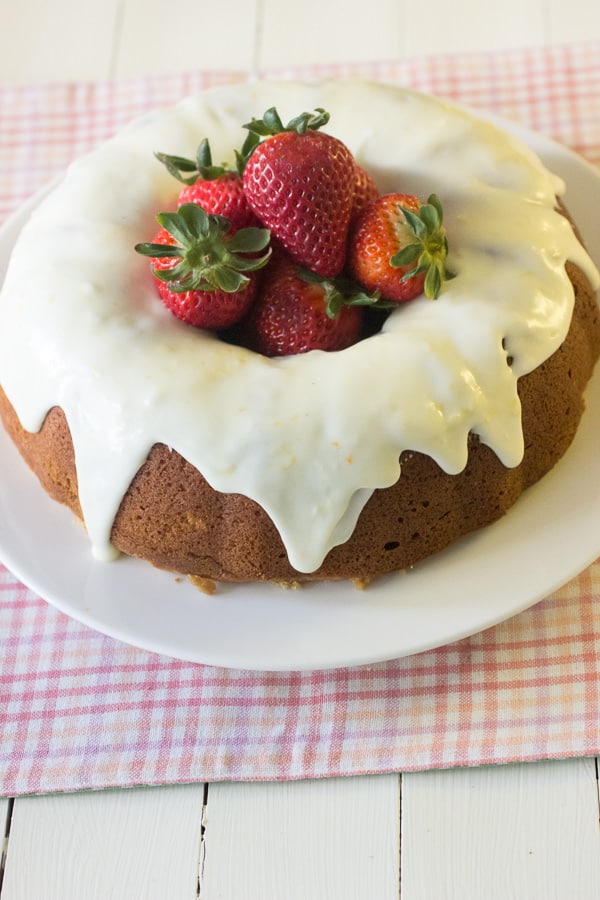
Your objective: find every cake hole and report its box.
[411,532,420,541]
[397,517,404,524]
[422,500,430,508]
[384,541,400,551]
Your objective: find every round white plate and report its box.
[0,118,599,671]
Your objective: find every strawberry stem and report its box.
[390,194,452,299]
[135,204,271,294]
[297,268,394,319]
[155,135,258,184]
[243,107,331,139]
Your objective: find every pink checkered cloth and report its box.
[1,42,600,796]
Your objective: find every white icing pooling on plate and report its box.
[0,80,598,573]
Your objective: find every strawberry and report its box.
[242,108,356,278]
[351,164,379,224]
[349,193,451,302]
[156,138,259,231]
[235,253,367,357]
[135,203,271,329]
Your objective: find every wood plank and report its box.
[401,758,600,900]
[0,784,205,900]
[545,0,600,43]
[113,0,258,77]
[0,0,121,83]
[258,0,402,69]
[403,0,546,56]
[200,775,400,899]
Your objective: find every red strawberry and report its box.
[349,193,451,302]
[236,254,366,357]
[350,164,379,224]
[178,173,257,231]
[242,108,356,278]
[135,203,271,329]
[156,138,258,231]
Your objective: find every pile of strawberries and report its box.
[135,107,451,356]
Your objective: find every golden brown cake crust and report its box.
[1,262,599,584]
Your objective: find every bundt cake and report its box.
[0,79,598,586]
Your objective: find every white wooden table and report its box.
[1,2,600,897]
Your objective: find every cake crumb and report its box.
[352,576,372,590]
[188,575,217,595]
[274,580,302,590]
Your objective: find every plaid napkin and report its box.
[1,41,599,796]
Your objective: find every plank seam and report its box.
[595,758,600,829]
[197,783,209,897]
[108,0,127,80]
[253,0,266,76]
[398,775,403,899]
[0,798,15,896]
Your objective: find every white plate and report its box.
[0,119,599,671]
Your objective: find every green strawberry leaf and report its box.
[156,210,197,245]
[400,205,427,240]
[424,264,442,300]
[154,260,196,285]
[235,131,261,173]
[154,152,200,186]
[427,193,444,224]
[212,267,246,293]
[135,242,183,259]
[419,202,440,234]
[155,137,247,183]
[227,227,272,254]
[390,243,421,268]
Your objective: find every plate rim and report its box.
[0,109,599,671]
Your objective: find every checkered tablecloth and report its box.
[1,41,599,796]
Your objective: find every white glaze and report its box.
[0,80,598,573]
